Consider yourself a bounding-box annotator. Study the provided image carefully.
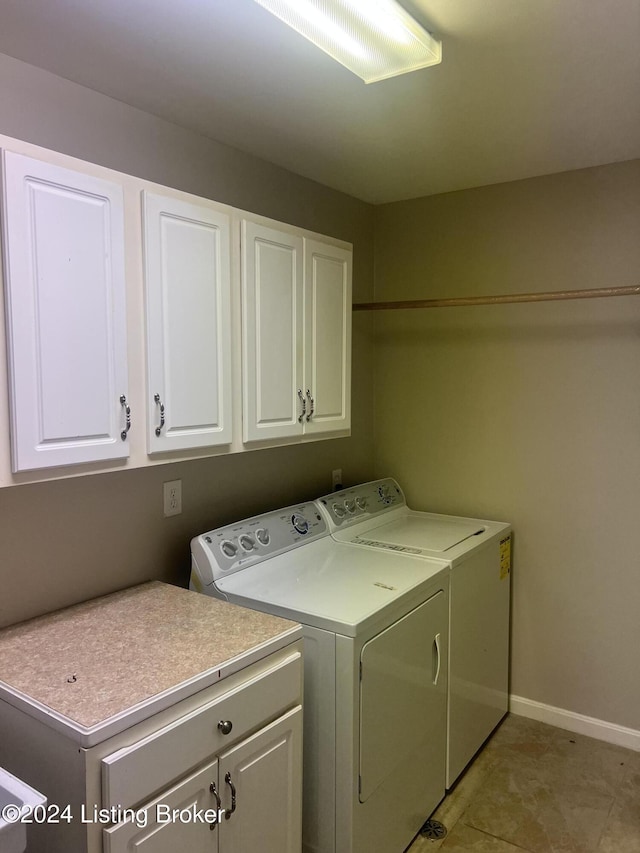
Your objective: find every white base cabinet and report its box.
[0,643,303,853]
[104,707,301,853]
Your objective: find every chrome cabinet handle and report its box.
[119,395,131,441]
[306,389,315,422]
[432,632,441,686]
[224,772,237,819]
[297,389,306,424]
[209,782,221,829]
[217,719,233,735]
[154,393,165,436]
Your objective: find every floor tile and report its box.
[405,716,640,853]
[462,751,614,852]
[546,728,631,794]
[597,755,640,852]
[439,823,532,851]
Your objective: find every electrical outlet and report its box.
[163,479,182,517]
[332,468,342,491]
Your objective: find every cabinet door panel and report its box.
[144,192,232,453]
[1,151,129,471]
[242,221,303,442]
[103,759,221,853]
[304,239,351,435]
[219,706,302,853]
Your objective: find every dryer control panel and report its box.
[191,503,327,586]
[316,478,406,530]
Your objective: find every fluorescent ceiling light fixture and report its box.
[253,0,442,84]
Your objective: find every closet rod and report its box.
[353,284,640,312]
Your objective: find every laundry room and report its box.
[0,2,638,852]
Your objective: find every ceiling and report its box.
[0,0,639,204]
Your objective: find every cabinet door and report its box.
[218,706,302,853]
[303,239,351,436]
[1,151,129,471]
[143,192,232,453]
[242,220,303,442]
[103,761,222,853]
[103,758,221,853]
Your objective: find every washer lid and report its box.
[357,514,486,553]
[215,537,447,637]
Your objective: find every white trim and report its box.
[509,694,640,752]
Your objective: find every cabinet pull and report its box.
[209,782,222,829]
[297,389,306,424]
[154,393,165,436]
[224,771,237,819]
[217,719,233,735]
[306,389,315,422]
[119,395,131,441]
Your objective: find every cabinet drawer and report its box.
[101,650,301,809]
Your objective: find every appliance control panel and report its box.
[316,478,406,530]
[191,503,327,585]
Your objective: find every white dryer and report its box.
[190,502,450,853]
[316,478,512,788]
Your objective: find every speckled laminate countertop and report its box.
[0,581,301,745]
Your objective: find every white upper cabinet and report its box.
[143,191,232,453]
[0,135,354,483]
[242,219,352,444]
[242,220,304,443]
[303,238,351,436]
[1,151,130,472]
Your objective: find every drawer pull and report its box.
[217,719,233,735]
[224,772,237,819]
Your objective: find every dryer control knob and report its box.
[292,514,310,535]
[239,534,255,552]
[256,527,270,546]
[356,497,368,511]
[332,504,346,518]
[220,540,238,558]
[345,499,356,514]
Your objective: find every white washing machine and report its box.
[190,501,450,853]
[316,478,512,788]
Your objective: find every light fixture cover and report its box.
[253,0,442,83]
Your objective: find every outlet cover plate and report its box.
[163,479,182,517]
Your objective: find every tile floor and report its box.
[406,715,640,853]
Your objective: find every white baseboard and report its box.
[509,694,640,752]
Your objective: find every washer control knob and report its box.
[292,514,310,535]
[356,497,368,511]
[344,499,356,514]
[218,720,233,735]
[332,504,346,518]
[239,534,255,552]
[220,540,238,558]
[255,527,270,546]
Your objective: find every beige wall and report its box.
[0,54,375,626]
[373,160,640,730]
